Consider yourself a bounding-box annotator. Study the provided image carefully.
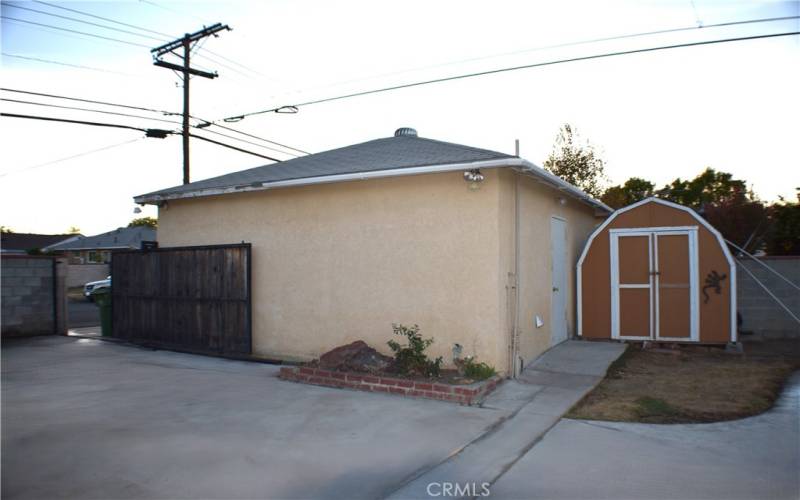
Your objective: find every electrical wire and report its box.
[0,88,308,154]
[282,14,799,100]
[0,98,184,126]
[206,122,309,155]
[32,0,175,39]
[192,127,299,157]
[0,112,158,133]
[223,30,800,121]
[188,133,280,161]
[0,113,282,162]
[0,16,151,48]
[0,138,143,178]
[4,4,168,42]
[1,53,138,77]
[1,88,177,115]
[3,98,294,156]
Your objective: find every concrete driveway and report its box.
[1,336,505,499]
[490,373,800,500]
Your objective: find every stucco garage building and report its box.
[135,128,611,376]
[577,197,736,344]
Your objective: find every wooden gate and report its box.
[111,243,251,355]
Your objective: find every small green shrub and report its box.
[460,358,497,381]
[387,324,443,378]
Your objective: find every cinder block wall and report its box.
[66,263,109,288]
[737,257,800,338]
[1,256,65,337]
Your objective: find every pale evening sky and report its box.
[1,0,798,235]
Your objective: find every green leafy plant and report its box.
[459,357,496,381]
[387,324,443,378]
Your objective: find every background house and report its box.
[135,128,610,376]
[48,226,157,288]
[0,232,80,255]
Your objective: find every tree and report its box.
[128,217,158,229]
[763,190,800,255]
[68,226,81,234]
[543,123,607,198]
[656,168,748,209]
[0,225,12,233]
[601,177,655,209]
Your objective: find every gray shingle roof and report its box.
[136,133,514,202]
[49,227,156,251]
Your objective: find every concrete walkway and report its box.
[490,373,800,500]
[387,340,626,499]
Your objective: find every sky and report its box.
[1,0,798,235]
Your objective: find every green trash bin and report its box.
[91,288,112,337]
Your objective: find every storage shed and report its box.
[577,197,736,344]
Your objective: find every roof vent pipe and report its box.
[394,127,417,137]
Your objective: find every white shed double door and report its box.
[610,227,699,341]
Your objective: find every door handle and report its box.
[552,287,559,292]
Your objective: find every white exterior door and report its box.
[550,217,568,345]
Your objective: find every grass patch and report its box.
[567,340,800,424]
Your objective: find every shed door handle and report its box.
[553,287,559,292]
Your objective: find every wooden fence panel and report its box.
[111,244,251,355]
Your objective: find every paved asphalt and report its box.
[1,336,505,500]
[68,300,99,328]
[490,373,800,500]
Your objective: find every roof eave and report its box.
[134,157,612,214]
[134,157,519,205]
[515,160,613,213]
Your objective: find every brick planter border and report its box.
[279,366,502,405]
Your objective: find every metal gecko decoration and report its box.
[702,270,727,304]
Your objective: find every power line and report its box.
[284,15,799,100]
[4,3,167,42]
[192,126,300,157]
[30,0,266,79]
[0,88,308,154]
[32,0,175,39]
[224,29,800,122]
[138,0,208,25]
[0,97,183,126]
[1,112,282,161]
[207,122,309,155]
[1,87,177,115]
[0,15,151,48]
[1,53,137,77]
[0,112,163,134]
[188,133,281,161]
[0,138,142,178]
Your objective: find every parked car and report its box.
[84,276,111,301]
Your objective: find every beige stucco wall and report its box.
[497,170,601,370]
[158,170,509,371]
[157,167,601,375]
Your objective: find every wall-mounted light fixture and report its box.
[558,196,567,206]
[463,169,485,191]
[133,206,142,214]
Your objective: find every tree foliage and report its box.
[68,226,81,234]
[543,124,607,198]
[655,168,748,209]
[601,177,655,209]
[0,226,12,233]
[128,217,158,229]
[764,191,800,256]
[600,167,796,255]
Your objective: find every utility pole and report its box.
[151,23,230,184]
